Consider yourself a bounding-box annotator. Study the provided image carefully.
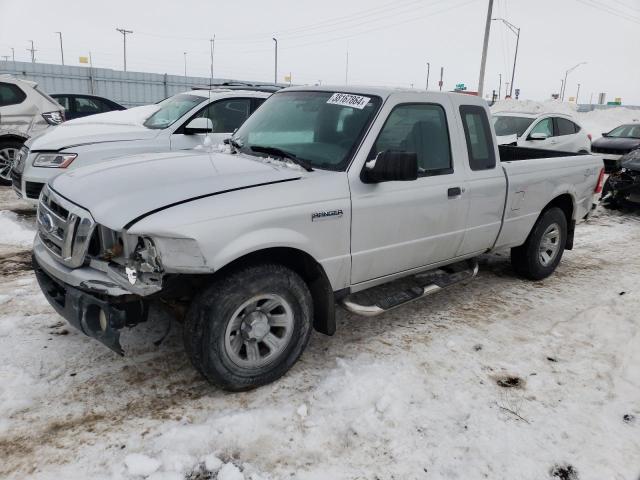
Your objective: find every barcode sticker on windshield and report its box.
[326,93,371,109]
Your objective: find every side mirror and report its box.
[361,150,418,184]
[184,117,213,135]
[528,132,549,140]
[601,132,609,137]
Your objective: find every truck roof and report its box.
[281,85,489,106]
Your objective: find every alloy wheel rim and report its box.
[224,293,294,369]
[539,223,561,267]
[0,147,18,181]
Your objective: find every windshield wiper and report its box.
[250,145,314,172]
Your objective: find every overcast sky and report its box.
[1,0,639,103]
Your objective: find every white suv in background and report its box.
[492,112,591,153]
[0,75,65,184]
[11,87,273,202]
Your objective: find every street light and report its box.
[426,62,430,90]
[561,62,586,101]
[272,37,278,84]
[492,17,520,98]
[183,52,187,77]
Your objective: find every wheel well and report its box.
[0,134,27,146]
[543,194,575,250]
[213,247,336,336]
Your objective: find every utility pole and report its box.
[27,40,36,63]
[505,82,510,97]
[272,37,278,84]
[498,73,502,99]
[11,47,15,62]
[575,83,581,104]
[439,66,444,91]
[345,48,349,84]
[477,0,494,97]
[209,36,215,83]
[589,92,593,105]
[561,62,586,101]
[492,17,520,98]
[426,62,430,90]
[55,32,64,65]
[1,56,9,62]
[116,28,133,71]
[183,52,187,77]
[559,79,564,99]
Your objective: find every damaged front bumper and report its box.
[33,237,150,354]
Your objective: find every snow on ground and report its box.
[491,99,640,140]
[0,187,639,480]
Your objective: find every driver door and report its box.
[349,97,470,284]
[170,98,252,150]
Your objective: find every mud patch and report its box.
[550,464,579,480]
[495,375,525,389]
[0,250,32,276]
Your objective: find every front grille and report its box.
[26,181,45,199]
[37,186,96,268]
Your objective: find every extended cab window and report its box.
[460,105,496,170]
[0,82,26,106]
[371,103,452,175]
[195,98,251,133]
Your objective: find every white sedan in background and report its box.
[492,112,592,153]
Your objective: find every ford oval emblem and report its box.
[40,213,55,233]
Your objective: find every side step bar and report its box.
[341,260,479,317]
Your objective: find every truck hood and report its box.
[50,150,302,230]
[29,105,162,151]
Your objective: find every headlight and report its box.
[42,111,65,125]
[32,152,77,168]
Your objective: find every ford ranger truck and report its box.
[32,87,605,391]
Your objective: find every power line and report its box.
[574,0,640,24]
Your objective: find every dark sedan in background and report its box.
[591,123,640,172]
[51,93,126,120]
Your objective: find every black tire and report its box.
[510,207,567,280]
[601,177,620,209]
[0,139,24,186]
[183,264,313,391]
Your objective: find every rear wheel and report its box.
[0,139,23,185]
[183,264,313,391]
[511,207,567,280]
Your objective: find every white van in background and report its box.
[0,75,65,184]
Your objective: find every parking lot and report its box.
[1,185,638,480]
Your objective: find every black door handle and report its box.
[448,187,462,198]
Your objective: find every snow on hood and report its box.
[29,105,162,151]
[491,99,640,140]
[49,150,302,229]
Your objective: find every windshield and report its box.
[606,124,640,139]
[143,93,206,129]
[492,115,535,137]
[232,91,381,171]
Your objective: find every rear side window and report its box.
[0,82,27,106]
[556,117,579,136]
[75,96,103,114]
[371,103,452,175]
[459,105,496,170]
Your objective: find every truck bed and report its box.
[499,145,589,162]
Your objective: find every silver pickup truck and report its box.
[32,87,605,391]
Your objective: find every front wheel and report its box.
[0,139,23,185]
[510,207,567,280]
[183,264,313,391]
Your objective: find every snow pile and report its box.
[491,99,640,139]
[0,210,35,248]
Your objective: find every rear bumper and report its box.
[33,244,148,355]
